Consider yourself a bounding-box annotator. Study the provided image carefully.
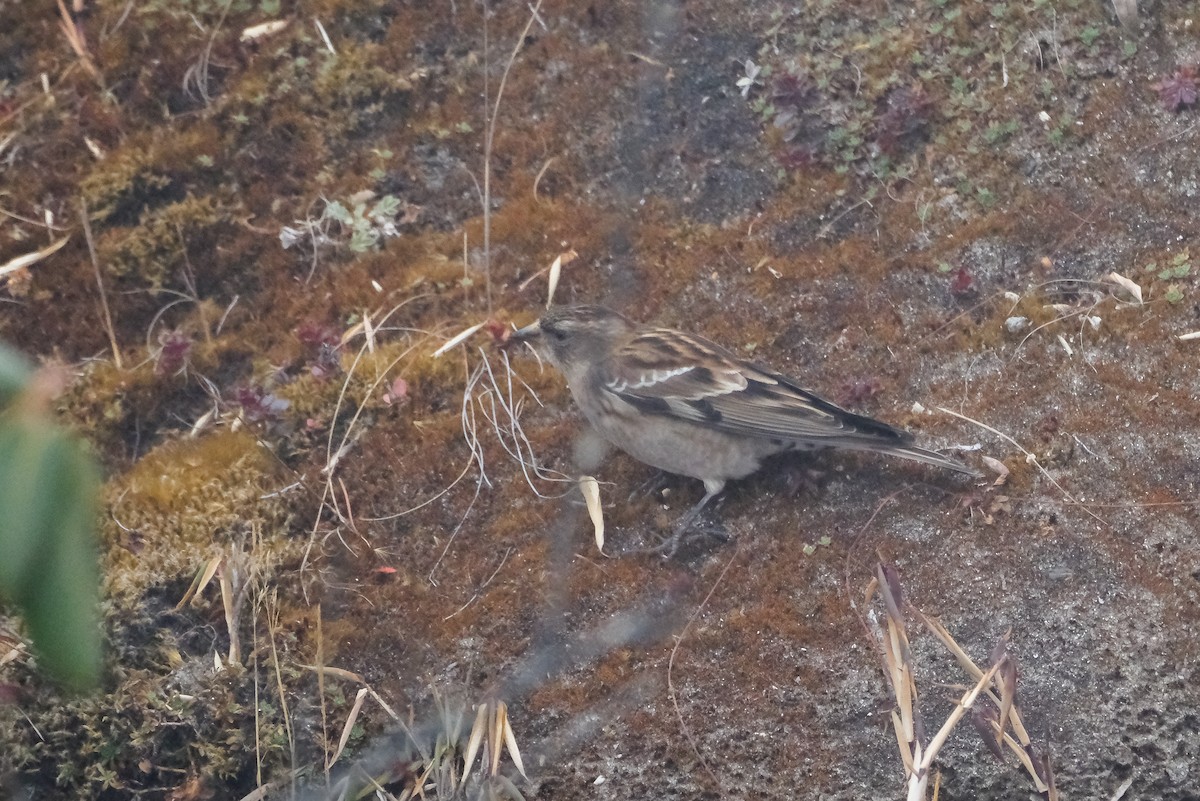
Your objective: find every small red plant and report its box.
[1152,66,1198,112]
[233,385,289,422]
[295,321,342,379]
[154,330,192,376]
[487,318,515,348]
[771,71,819,111]
[837,376,883,409]
[950,266,975,295]
[874,85,934,155]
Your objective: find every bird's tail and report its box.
[871,443,982,477]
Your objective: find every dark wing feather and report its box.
[599,329,910,445]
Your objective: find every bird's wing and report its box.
[598,329,909,445]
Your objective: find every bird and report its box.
[511,305,979,548]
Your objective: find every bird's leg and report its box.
[650,480,729,557]
[627,469,670,503]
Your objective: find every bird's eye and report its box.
[547,327,567,341]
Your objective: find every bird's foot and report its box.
[638,512,730,558]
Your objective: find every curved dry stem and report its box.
[666,543,741,793]
[936,406,1109,530]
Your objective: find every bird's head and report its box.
[511,305,634,371]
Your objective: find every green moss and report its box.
[58,361,162,457]
[79,148,173,223]
[310,45,406,121]
[97,193,234,287]
[101,430,294,605]
[3,660,292,796]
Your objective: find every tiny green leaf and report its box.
[324,201,351,224]
[371,195,402,220]
[349,228,377,253]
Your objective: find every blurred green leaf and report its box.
[0,423,52,595]
[16,428,102,690]
[0,342,32,406]
[0,364,102,690]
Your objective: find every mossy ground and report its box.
[2,0,1199,799]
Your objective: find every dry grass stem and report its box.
[79,198,123,368]
[56,0,101,81]
[917,661,1001,779]
[476,348,573,496]
[182,0,233,104]
[936,405,1107,530]
[316,605,329,785]
[531,156,557,201]
[263,589,298,797]
[251,590,263,788]
[302,301,435,575]
[442,546,512,621]
[666,544,742,792]
[865,563,1058,801]
[480,0,547,312]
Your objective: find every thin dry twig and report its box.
[56,0,101,82]
[666,543,741,792]
[182,0,234,104]
[481,0,546,313]
[79,198,123,368]
[936,406,1108,530]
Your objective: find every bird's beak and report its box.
[510,319,543,342]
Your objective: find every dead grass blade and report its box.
[327,687,369,770]
[580,475,604,553]
[864,564,1058,801]
[1104,270,1142,305]
[516,249,578,301]
[174,555,223,610]
[462,699,526,784]
[433,321,486,358]
[0,236,68,281]
[56,0,101,82]
[462,702,489,781]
